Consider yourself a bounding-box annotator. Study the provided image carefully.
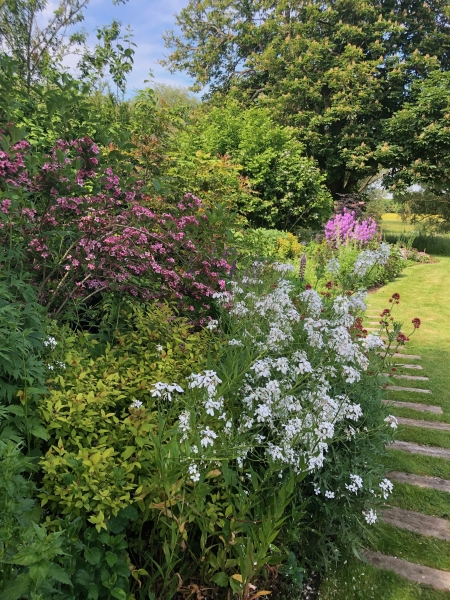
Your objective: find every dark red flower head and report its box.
[305,283,312,290]
[325,281,333,289]
[412,318,421,329]
[381,308,391,316]
[396,332,410,343]
[390,293,400,304]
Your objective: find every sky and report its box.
[45,0,195,95]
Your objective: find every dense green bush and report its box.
[172,101,333,229]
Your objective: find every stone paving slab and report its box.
[386,385,432,394]
[391,353,422,360]
[394,364,423,370]
[396,417,450,431]
[382,399,443,414]
[382,507,450,541]
[362,550,450,591]
[389,440,450,460]
[382,373,429,381]
[388,471,450,494]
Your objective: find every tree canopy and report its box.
[163,0,450,198]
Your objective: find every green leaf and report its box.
[211,572,229,587]
[30,424,49,440]
[84,547,101,565]
[105,551,118,567]
[47,562,73,586]
[110,587,127,600]
[0,574,31,600]
[121,446,136,460]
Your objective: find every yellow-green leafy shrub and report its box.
[38,302,213,528]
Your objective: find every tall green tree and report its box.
[0,0,88,88]
[162,0,450,198]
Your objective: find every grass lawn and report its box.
[319,257,450,599]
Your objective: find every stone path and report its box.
[385,385,432,394]
[362,551,450,591]
[382,373,429,381]
[389,471,450,493]
[396,416,450,431]
[389,440,450,460]
[381,506,450,541]
[382,399,443,414]
[362,333,450,591]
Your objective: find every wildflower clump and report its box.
[325,207,378,247]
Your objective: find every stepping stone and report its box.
[382,373,429,381]
[389,440,450,460]
[382,507,450,541]
[362,550,450,591]
[378,353,422,360]
[396,417,450,431]
[385,385,432,394]
[382,399,443,414]
[388,471,450,494]
[394,363,423,370]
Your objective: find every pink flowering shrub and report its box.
[325,207,378,247]
[0,131,232,318]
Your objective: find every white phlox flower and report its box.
[188,463,200,482]
[130,398,144,409]
[151,382,184,401]
[200,426,218,447]
[379,478,393,499]
[326,258,340,276]
[346,474,363,494]
[342,365,361,384]
[363,509,378,524]
[299,288,323,318]
[384,415,398,429]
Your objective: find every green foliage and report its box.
[0,56,128,152]
[38,302,211,523]
[234,228,303,260]
[0,0,88,87]
[176,101,332,228]
[0,441,72,599]
[163,0,450,197]
[0,276,49,454]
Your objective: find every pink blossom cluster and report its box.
[325,208,378,247]
[0,133,232,316]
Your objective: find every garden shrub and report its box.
[38,301,212,523]
[35,247,406,598]
[234,228,302,261]
[0,129,233,320]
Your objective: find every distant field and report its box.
[381,213,416,234]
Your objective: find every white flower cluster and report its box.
[326,258,340,276]
[178,249,394,489]
[150,382,184,401]
[346,474,364,494]
[44,336,57,350]
[379,478,394,500]
[363,508,378,524]
[130,398,144,409]
[352,242,391,278]
[384,415,398,429]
